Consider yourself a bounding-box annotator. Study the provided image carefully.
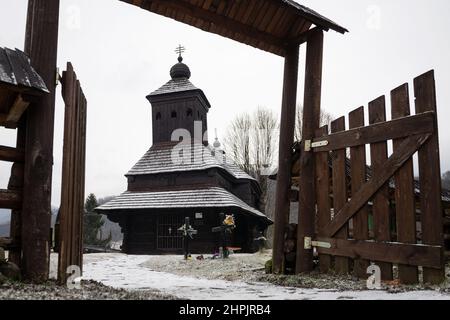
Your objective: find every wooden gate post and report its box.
[414,71,445,284]
[272,45,300,274]
[296,29,324,274]
[22,0,60,282]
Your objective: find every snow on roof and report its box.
[149,77,199,96]
[126,141,256,182]
[96,186,272,223]
[0,47,49,94]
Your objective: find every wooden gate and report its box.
[310,70,444,284]
[57,62,87,284]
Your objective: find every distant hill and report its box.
[0,198,123,242]
[0,223,9,237]
[0,209,10,225]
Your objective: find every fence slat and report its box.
[315,125,331,273]
[369,96,393,280]
[349,107,369,278]
[331,117,350,274]
[58,63,86,284]
[391,83,419,284]
[414,70,445,284]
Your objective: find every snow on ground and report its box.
[81,253,450,300]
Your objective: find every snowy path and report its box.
[82,254,450,300]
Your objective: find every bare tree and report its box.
[252,107,279,180]
[224,107,279,179]
[294,104,334,142]
[224,112,252,174]
[224,107,279,209]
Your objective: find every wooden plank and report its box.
[5,94,30,128]
[0,189,22,209]
[70,80,82,273]
[272,45,299,274]
[331,116,350,274]
[79,93,87,272]
[316,237,443,269]
[58,64,76,284]
[312,112,434,152]
[315,125,331,273]
[369,96,393,280]
[391,83,419,284]
[323,133,431,237]
[0,145,25,162]
[414,70,445,284]
[349,107,369,278]
[297,29,323,274]
[148,0,287,55]
[22,0,59,283]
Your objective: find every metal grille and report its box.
[157,214,184,250]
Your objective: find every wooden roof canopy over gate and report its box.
[120,0,348,56]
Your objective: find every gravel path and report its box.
[82,253,450,300]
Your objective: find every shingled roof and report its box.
[127,141,256,182]
[149,77,199,97]
[96,186,272,224]
[120,0,348,56]
[0,47,48,94]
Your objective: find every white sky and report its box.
[0,0,449,208]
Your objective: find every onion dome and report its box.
[170,55,191,79]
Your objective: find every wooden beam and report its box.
[330,117,350,274]
[312,112,435,152]
[414,70,445,284]
[349,107,370,278]
[0,146,25,163]
[323,133,431,237]
[391,83,419,284]
[5,94,30,129]
[146,0,288,54]
[289,27,321,45]
[21,0,60,283]
[0,189,22,210]
[369,96,393,280]
[297,29,323,274]
[316,237,443,269]
[272,44,300,274]
[315,125,331,273]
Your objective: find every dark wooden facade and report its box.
[97,57,271,254]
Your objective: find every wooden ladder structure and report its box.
[0,100,32,264]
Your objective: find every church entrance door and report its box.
[157,214,184,251]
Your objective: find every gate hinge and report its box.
[56,67,61,86]
[304,140,329,152]
[304,140,311,152]
[304,237,332,249]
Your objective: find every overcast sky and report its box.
[0,0,449,209]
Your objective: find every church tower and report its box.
[147,47,210,144]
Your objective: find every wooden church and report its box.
[96,50,272,254]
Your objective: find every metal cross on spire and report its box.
[175,44,186,62]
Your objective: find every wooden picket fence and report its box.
[311,70,444,284]
[57,62,87,284]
